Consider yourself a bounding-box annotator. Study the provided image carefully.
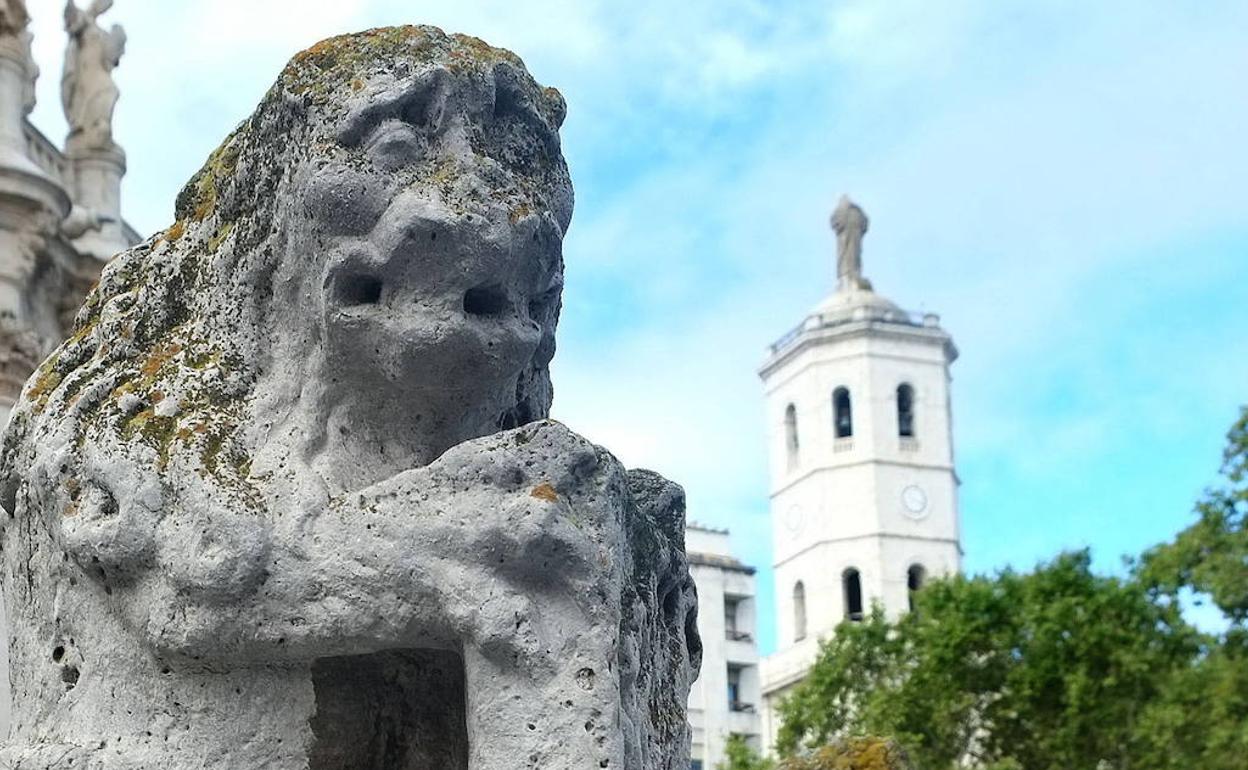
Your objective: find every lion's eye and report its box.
[301,163,387,236]
[364,120,425,172]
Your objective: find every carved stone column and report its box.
[0,29,64,204]
[0,30,34,175]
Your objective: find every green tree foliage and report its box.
[772,406,1248,770]
[1132,405,1248,768]
[719,734,915,770]
[718,733,774,770]
[776,553,1199,769]
[1138,406,1248,624]
[1131,634,1248,770]
[777,737,913,770]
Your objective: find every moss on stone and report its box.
[121,407,153,440]
[186,348,221,370]
[779,738,913,770]
[191,176,217,222]
[207,221,235,253]
[175,128,244,227]
[26,367,62,411]
[281,25,521,103]
[139,342,182,379]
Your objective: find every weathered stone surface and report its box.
[0,26,700,769]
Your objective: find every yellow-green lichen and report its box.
[27,359,63,413]
[177,129,243,227]
[207,221,235,253]
[139,342,182,380]
[281,26,522,102]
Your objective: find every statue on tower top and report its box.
[831,194,871,291]
[62,0,126,152]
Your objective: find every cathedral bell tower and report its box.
[757,197,962,751]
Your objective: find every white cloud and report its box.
[826,0,976,82]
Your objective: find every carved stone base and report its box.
[66,143,127,262]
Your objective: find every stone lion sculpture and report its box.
[0,26,701,770]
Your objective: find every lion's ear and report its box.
[543,87,567,130]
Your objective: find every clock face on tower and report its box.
[901,484,928,519]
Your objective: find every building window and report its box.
[833,387,853,438]
[725,597,751,642]
[692,762,703,770]
[727,668,755,712]
[843,568,863,621]
[793,581,807,641]
[784,403,799,468]
[907,564,926,612]
[897,383,915,437]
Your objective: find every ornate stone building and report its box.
[0,0,137,733]
[757,199,962,752]
[0,0,137,425]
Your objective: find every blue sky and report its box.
[28,1,1247,653]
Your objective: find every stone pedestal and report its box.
[66,142,126,262]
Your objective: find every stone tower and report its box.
[757,198,961,751]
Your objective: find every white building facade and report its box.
[758,200,962,753]
[686,524,762,770]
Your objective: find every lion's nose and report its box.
[462,284,509,318]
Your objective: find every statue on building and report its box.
[0,1,28,37]
[0,0,35,170]
[831,194,871,291]
[0,1,35,115]
[61,0,129,261]
[0,26,700,770]
[19,27,35,115]
[62,0,125,151]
